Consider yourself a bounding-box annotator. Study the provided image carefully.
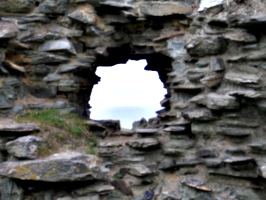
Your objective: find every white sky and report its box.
[89,59,166,128]
[198,0,224,11]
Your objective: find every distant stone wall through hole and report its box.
[89,59,167,129]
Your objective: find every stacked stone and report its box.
[1,0,266,199]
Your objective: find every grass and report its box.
[17,109,98,157]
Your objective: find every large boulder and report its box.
[0,152,108,181]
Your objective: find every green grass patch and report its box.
[17,109,98,156]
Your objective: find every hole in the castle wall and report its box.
[89,59,167,129]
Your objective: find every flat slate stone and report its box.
[0,121,39,135]
[100,1,136,9]
[235,15,266,27]
[186,36,227,57]
[201,73,224,88]
[126,138,160,149]
[0,22,19,39]
[24,51,70,65]
[43,74,61,82]
[206,93,240,110]
[163,138,194,150]
[128,164,157,177]
[135,128,158,135]
[68,6,97,24]
[196,148,219,158]
[0,0,35,13]
[38,39,76,55]
[0,152,108,181]
[163,126,186,133]
[6,135,47,159]
[216,127,254,137]
[73,182,114,196]
[158,159,176,170]
[225,71,260,84]
[140,2,192,16]
[182,108,217,121]
[175,158,202,167]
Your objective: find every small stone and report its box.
[187,68,208,81]
[24,51,70,65]
[206,93,240,110]
[2,60,25,73]
[135,128,158,136]
[216,127,253,137]
[57,195,100,200]
[176,158,202,167]
[182,108,217,121]
[167,38,187,59]
[0,179,23,200]
[233,14,266,27]
[73,183,114,196]
[210,57,225,72]
[127,138,160,149]
[43,74,61,82]
[181,178,211,192]
[158,159,176,170]
[0,22,19,39]
[0,0,35,13]
[233,189,261,200]
[57,64,82,74]
[196,148,219,158]
[38,39,76,55]
[3,78,20,87]
[68,6,97,24]
[225,147,246,156]
[28,101,67,109]
[195,60,209,68]
[249,142,266,154]
[224,29,257,43]
[186,36,227,57]
[6,136,47,159]
[58,79,79,92]
[204,159,223,168]
[225,71,260,84]
[11,105,24,114]
[163,126,186,133]
[140,2,192,16]
[28,85,57,98]
[0,121,39,136]
[128,164,157,177]
[201,73,224,88]
[228,90,260,99]
[99,1,136,9]
[164,138,194,150]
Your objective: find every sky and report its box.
[89,59,167,129]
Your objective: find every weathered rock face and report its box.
[0,152,108,181]
[1,0,266,199]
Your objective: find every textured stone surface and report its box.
[0,152,108,181]
[0,121,39,135]
[127,138,160,149]
[206,93,239,110]
[0,0,266,199]
[140,2,192,16]
[0,22,19,39]
[6,136,47,159]
[186,36,227,57]
[0,0,35,13]
[39,39,76,55]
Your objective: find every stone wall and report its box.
[1,0,266,199]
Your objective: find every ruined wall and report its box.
[1,0,266,199]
